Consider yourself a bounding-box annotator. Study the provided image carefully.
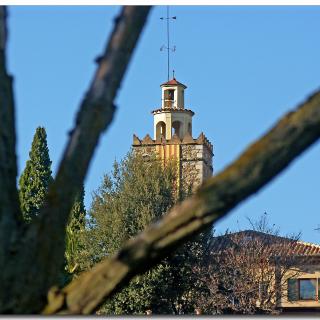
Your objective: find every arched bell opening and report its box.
[156,121,166,140]
[164,89,175,108]
[172,121,182,139]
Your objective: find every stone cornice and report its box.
[151,107,195,116]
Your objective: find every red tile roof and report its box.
[161,78,187,88]
[209,230,320,257]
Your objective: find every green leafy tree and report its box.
[77,151,207,315]
[18,127,52,222]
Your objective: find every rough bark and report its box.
[0,6,22,307]
[0,7,21,227]
[43,90,320,314]
[0,6,151,314]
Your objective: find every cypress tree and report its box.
[68,185,86,233]
[19,127,52,222]
[65,185,86,276]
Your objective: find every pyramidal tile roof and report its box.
[161,78,187,88]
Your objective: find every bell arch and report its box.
[172,121,182,138]
[156,121,166,139]
[164,89,175,108]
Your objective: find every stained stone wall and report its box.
[180,143,213,191]
[133,145,157,159]
[132,132,213,193]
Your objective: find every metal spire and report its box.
[160,6,176,81]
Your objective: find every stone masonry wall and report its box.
[133,132,213,193]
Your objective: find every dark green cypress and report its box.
[19,127,52,222]
[65,185,86,276]
[68,185,86,232]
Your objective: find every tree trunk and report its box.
[0,6,151,314]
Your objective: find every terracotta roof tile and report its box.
[209,230,320,256]
[161,78,187,88]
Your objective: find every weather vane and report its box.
[160,6,176,81]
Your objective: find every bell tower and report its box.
[133,77,213,191]
[153,78,194,140]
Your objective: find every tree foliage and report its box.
[65,185,86,277]
[18,127,52,222]
[78,152,175,314]
[75,152,207,315]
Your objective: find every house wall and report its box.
[278,264,320,309]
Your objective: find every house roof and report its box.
[160,78,187,88]
[209,230,320,256]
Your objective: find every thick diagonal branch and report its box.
[0,5,21,268]
[2,6,151,314]
[44,90,320,314]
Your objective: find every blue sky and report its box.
[7,6,320,243]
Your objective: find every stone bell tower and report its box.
[133,77,213,191]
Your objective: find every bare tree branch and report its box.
[43,89,320,314]
[196,223,301,314]
[0,5,21,270]
[0,6,151,314]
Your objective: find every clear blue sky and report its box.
[7,6,320,243]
